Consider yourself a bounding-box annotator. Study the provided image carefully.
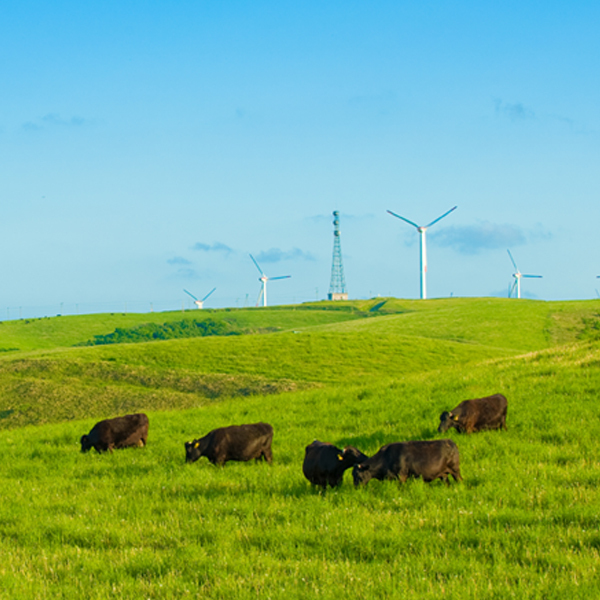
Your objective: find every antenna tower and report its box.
[328,210,348,300]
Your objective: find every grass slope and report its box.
[1,298,600,598]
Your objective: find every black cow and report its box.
[302,440,368,489]
[80,413,149,453]
[352,439,462,486]
[438,393,507,434]
[185,422,273,466]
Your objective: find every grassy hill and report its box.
[1,297,600,598]
[1,297,600,430]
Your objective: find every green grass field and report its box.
[1,298,599,598]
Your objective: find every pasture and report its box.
[1,298,599,598]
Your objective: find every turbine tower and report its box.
[507,250,542,299]
[184,288,216,309]
[249,254,291,307]
[328,210,348,301]
[387,206,457,299]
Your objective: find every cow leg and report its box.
[263,447,273,464]
[451,469,463,482]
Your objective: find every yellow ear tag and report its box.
[338,454,344,461]
[453,415,459,421]
[194,442,200,448]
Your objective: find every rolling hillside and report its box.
[1,297,600,430]
[1,297,600,598]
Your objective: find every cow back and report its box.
[81,413,149,452]
[187,422,273,465]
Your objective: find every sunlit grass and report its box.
[1,298,600,597]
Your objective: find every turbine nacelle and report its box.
[387,206,457,299]
[507,250,542,299]
[249,254,291,307]
[184,287,216,309]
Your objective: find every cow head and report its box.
[438,411,460,433]
[80,435,92,452]
[342,446,369,467]
[185,438,207,463]
[352,462,373,486]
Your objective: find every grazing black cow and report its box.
[80,413,149,453]
[185,422,273,466]
[352,439,462,486]
[438,393,508,434]
[302,440,368,489]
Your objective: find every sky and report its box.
[1,1,599,319]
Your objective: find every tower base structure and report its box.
[327,292,348,301]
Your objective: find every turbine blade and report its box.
[509,280,518,298]
[202,287,217,301]
[183,289,198,301]
[269,275,291,281]
[425,205,457,228]
[507,249,518,271]
[386,210,420,229]
[249,254,265,276]
[522,274,542,278]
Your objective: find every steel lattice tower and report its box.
[328,211,348,300]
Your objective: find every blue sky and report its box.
[1,1,599,318]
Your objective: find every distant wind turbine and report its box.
[387,206,457,299]
[249,254,291,307]
[507,250,542,299]
[184,287,216,309]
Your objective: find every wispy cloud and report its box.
[192,242,233,255]
[167,256,191,266]
[431,222,529,254]
[175,268,199,279]
[22,113,91,131]
[255,247,316,263]
[494,99,535,121]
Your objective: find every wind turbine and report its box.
[184,287,216,309]
[507,250,542,299]
[249,254,291,307]
[387,206,457,299]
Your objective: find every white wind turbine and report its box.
[184,287,216,309]
[387,206,457,299]
[250,254,291,307]
[507,250,542,299]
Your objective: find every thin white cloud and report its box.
[192,242,233,255]
[255,247,316,263]
[431,221,537,254]
[167,256,191,266]
[494,99,535,121]
[21,113,91,131]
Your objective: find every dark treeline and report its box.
[77,318,239,346]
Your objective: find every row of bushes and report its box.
[77,318,239,346]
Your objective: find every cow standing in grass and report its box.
[302,440,368,489]
[80,413,149,453]
[438,393,507,434]
[185,422,273,466]
[353,439,462,486]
